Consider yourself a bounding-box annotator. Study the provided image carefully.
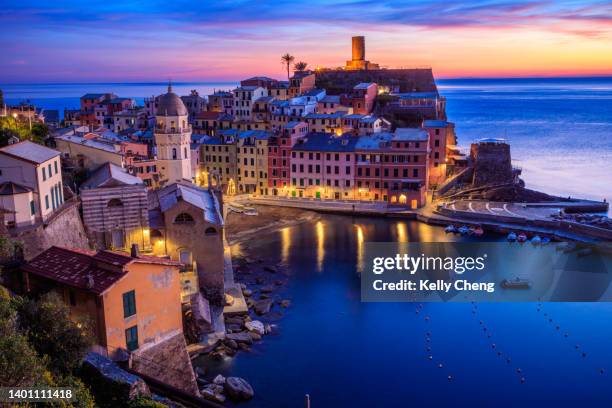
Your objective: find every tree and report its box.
[17,292,93,375]
[281,53,295,80]
[294,61,308,72]
[31,122,49,144]
[0,89,4,107]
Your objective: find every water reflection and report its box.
[316,221,325,272]
[397,222,408,242]
[281,226,291,264]
[356,225,364,273]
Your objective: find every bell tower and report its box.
[154,84,192,184]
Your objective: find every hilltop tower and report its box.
[346,36,379,70]
[154,84,192,184]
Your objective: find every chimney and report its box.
[130,244,139,258]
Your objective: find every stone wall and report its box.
[470,142,513,187]
[13,200,90,260]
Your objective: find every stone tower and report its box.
[154,84,192,184]
[345,36,379,70]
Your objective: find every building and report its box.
[55,134,125,170]
[351,82,377,114]
[148,183,225,305]
[0,141,64,224]
[290,133,358,199]
[180,90,206,121]
[304,112,347,135]
[317,95,352,114]
[232,86,267,121]
[345,36,380,70]
[80,163,149,250]
[268,121,308,195]
[193,111,232,136]
[207,91,234,114]
[289,71,316,98]
[154,85,192,184]
[200,129,239,192]
[22,246,184,360]
[422,120,456,187]
[236,130,271,194]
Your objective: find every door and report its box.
[111,230,124,249]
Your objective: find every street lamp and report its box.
[12,113,18,130]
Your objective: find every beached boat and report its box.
[531,235,542,245]
[445,225,457,234]
[517,233,528,243]
[473,226,484,237]
[507,232,517,242]
[458,225,470,235]
[501,277,531,289]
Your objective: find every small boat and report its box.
[458,225,470,235]
[541,237,551,244]
[507,232,517,242]
[531,235,542,245]
[445,225,457,234]
[517,233,528,243]
[501,277,531,289]
[473,226,484,237]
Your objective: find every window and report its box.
[125,326,138,351]
[30,200,35,215]
[54,161,58,174]
[45,195,49,210]
[172,148,177,159]
[205,227,218,235]
[123,290,136,318]
[48,164,52,177]
[174,212,195,224]
[42,167,46,181]
[108,198,123,207]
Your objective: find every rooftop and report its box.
[152,182,223,226]
[55,134,121,154]
[293,132,358,152]
[22,246,180,295]
[423,120,452,128]
[81,162,143,190]
[354,82,376,89]
[393,128,429,142]
[0,140,60,164]
[0,181,32,195]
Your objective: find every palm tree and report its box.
[294,61,308,72]
[281,53,295,79]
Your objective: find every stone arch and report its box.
[174,212,195,224]
[205,227,217,235]
[107,198,123,207]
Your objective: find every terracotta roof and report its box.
[23,246,181,295]
[0,181,32,195]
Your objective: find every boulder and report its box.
[260,285,275,293]
[254,299,273,315]
[213,374,226,385]
[224,377,254,401]
[226,332,253,345]
[243,289,253,297]
[201,387,226,404]
[245,320,265,336]
[255,277,265,284]
[264,265,277,273]
[249,332,262,342]
[224,339,238,349]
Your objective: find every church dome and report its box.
[156,84,188,116]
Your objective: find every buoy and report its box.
[427,347,431,352]
[600,369,605,375]
[492,344,496,349]
[506,358,511,363]
[438,363,443,369]
[426,337,430,343]
[516,368,522,373]
[520,377,526,384]
[497,351,502,356]
[564,333,569,338]
[425,316,430,321]
[447,375,453,381]
[428,355,433,360]
[582,352,587,358]
[556,326,560,330]
[575,344,580,349]
[487,334,492,338]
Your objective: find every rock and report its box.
[201,388,226,404]
[254,299,273,315]
[82,352,151,401]
[260,285,275,293]
[280,299,291,308]
[225,317,244,325]
[195,366,207,378]
[213,374,226,385]
[264,265,277,273]
[225,339,238,349]
[264,323,272,334]
[249,332,262,341]
[238,343,251,351]
[259,294,270,299]
[243,289,253,297]
[245,320,265,336]
[274,280,285,286]
[239,283,247,290]
[255,277,265,284]
[226,332,253,345]
[224,377,254,401]
[226,323,242,332]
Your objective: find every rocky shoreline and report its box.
[194,250,292,404]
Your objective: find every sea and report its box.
[3,78,612,406]
[3,77,611,206]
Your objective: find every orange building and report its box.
[22,246,183,360]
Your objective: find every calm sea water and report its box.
[201,216,612,407]
[3,77,611,205]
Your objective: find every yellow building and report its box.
[200,130,238,194]
[236,130,271,195]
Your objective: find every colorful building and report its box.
[268,121,308,195]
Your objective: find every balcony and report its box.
[155,125,192,134]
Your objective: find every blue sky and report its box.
[1,0,611,82]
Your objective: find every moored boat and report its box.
[473,226,484,237]
[445,225,457,234]
[531,235,542,245]
[507,232,517,242]
[458,225,470,235]
[517,233,528,243]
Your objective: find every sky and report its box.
[1,0,611,82]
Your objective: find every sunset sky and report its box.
[1,0,611,82]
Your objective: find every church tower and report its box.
[154,84,192,184]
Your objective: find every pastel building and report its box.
[233,86,267,121]
[0,141,64,226]
[289,71,316,98]
[351,82,378,114]
[290,133,358,200]
[200,129,239,191]
[236,130,271,194]
[422,120,456,187]
[268,121,308,195]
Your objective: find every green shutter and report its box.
[125,326,138,351]
[122,290,136,318]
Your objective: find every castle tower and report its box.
[154,84,192,184]
[346,36,379,70]
[352,36,365,62]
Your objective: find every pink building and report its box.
[422,120,456,187]
[289,133,358,200]
[351,83,377,115]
